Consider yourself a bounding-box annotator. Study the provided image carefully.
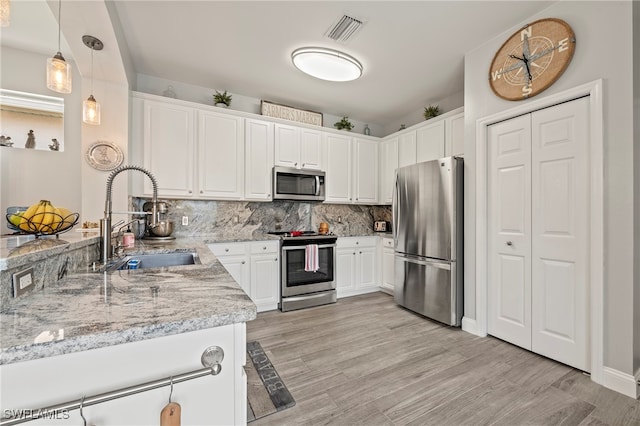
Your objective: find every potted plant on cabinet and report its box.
[213,90,232,107]
[423,105,440,120]
[334,116,354,131]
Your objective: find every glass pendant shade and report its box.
[83,95,100,125]
[0,0,10,27]
[46,52,72,93]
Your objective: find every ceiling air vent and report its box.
[325,14,365,44]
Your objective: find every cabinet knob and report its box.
[241,261,245,264]
[506,241,513,246]
[302,163,306,167]
[294,162,298,167]
[188,190,192,194]
[356,198,358,201]
[263,246,267,250]
[360,251,362,254]
[200,190,203,194]
[274,258,278,261]
[225,248,229,252]
[356,241,359,244]
[353,252,356,255]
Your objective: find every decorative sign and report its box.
[261,100,323,126]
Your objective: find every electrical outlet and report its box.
[182,216,189,226]
[12,267,34,297]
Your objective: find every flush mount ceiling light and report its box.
[291,47,362,82]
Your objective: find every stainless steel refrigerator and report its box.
[392,156,463,326]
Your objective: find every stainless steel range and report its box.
[269,231,337,312]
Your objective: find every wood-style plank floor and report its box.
[247,292,640,426]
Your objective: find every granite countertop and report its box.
[0,237,257,365]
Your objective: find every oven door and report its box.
[281,243,336,297]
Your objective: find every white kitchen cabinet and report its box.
[380,237,394,294]
[416,119,445,163]
[142,100,195,197]
[209,241,279,312]
[398,131,417,168]
[353,137,379,204]
[198,110,245,199]
[245,118,274,201]
[445,111,464,157]
[336,237,379,298]
[323,132,353,203]
[274,123,322,170]
[379,136,398,205]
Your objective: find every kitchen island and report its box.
[0,234,261,425]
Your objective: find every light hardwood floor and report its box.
[247,292,640,426]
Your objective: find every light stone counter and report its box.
[0,236,261,365]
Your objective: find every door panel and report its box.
[531,97,590,372]
[488,114,532,350]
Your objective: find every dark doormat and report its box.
[246,341,296,422]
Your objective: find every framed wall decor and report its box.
[86,141,124,171]
[261,100,323,126]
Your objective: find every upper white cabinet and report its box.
[245,118,274,201]
[274,123,322,170]
[142,100,195,197]
[416,119,445,163]
[379,136,398,205]
[398,131,417,168]
[445,111,464,157]
[198,110,244,199]
[323,132,353,203]
[353,137,378,204]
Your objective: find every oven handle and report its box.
[282,244,336,251]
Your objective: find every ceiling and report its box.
[2,1,554,127]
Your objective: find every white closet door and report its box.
[531,97,590,371]
[488,114,532,350]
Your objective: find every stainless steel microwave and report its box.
[273,166,325,201]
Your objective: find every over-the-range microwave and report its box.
[272,166,326,201]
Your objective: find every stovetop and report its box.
[268,230,337,243]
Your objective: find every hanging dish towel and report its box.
[304,244,319,272]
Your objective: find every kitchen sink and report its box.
[105,252,200,271]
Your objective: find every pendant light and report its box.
[82,35,103,125]
[0,0,10,27]
[46,0,72,93]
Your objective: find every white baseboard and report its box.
[635,369,640,399]
[601,366,638,399]
[461,316,481,336]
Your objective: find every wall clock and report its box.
[489,18,576,101]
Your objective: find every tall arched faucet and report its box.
[102,165,159,263]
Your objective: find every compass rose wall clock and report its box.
[489,18,576,101]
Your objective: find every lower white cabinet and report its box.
[209,241,279,312]
[380,237,394,294]
[336,237,379,298]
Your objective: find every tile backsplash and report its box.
[132,198,391,237]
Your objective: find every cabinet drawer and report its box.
[208,243,246,257]
[383,238,394,248]
[250,241,279,254]
[337,237,377,249]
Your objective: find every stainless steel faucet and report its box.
[102,165,159,264]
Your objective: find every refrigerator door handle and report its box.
[395,253,451,270]
[392,177,399,249]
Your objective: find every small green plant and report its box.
[423,105,440,120]
[334,116,354,131]
[213,90,232,107]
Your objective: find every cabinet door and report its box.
[299,128,323,170]
[245,118,274,201]
[217,255,250,295]
[379,137,398,205]
[250,253,280,312]
[353,138,378,204]
[336,247,357,296]
[143,101,195,197]
[323,133,352,203]
[446,112,464,157]
[398,131,417,168]
[357,246,377,289]
[417,120,445,163]
[274,123,300,168]
[382,247,395,293]
[198,111,244,199]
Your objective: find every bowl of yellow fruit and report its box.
[6,200,79,236]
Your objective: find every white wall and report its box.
[382,90,464,136]
[0,47,82,233]
[463,1,635,375]
[135,74,385,137]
